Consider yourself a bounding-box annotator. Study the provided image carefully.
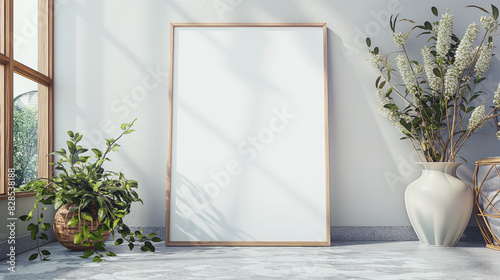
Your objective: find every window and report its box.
[0,0,53,197]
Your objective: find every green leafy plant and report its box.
[367,5,500,162]
[19,119,161,262]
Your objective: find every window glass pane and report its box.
[14,0,38,70]
[0,0,4,54]
[13,73,38,186]
[0,65,4,194]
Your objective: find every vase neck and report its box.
[417,162,461,175]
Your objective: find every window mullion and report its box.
[13,60,52,85]
[0,53,8,64]
[2,0,14,194]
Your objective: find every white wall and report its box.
[53,0,500,228]
[0,198,55,241]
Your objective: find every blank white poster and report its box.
[167,24,330,245]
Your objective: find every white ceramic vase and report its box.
[405,162,473,246]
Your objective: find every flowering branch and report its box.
[367,5,500,162]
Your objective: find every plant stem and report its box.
[35,203,42,260]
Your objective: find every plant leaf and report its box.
[92,148,103,157]
[97,224,108,234]
[67,141,76,153]
[145,241,155,252]
[80,249,94,258]
[466,5,489,14]
[113,218,121,229]
[431,7,438,16]
[493,5,499,20]
[433,68,441,78]
[19,215,30,221]
[28,223,38,231]
[123,129,135,135]
[30,226,39,240]
[431,7,439,16]
[40,233,49,240]
[424,21,432,30]
[93,241,106,251]
[67,216,79,227]
[54,197,63,210]
[80,212,93,222]
[41,250,51,256]
[29,253,39,261]
[74,232,84,244]
[75,134,83,143]
[41,223,51,231]
[81,225,90,238]
[89,232,105,241]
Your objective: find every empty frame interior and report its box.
[167,23,330,246]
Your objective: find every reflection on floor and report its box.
[3,241,499,279]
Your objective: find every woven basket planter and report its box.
[53,204,110,251]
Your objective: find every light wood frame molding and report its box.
[166,23,330,246]
[0,0,54,198]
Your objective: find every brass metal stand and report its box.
[474,157,500,250]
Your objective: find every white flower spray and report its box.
[392,32,408,47]
[376,89,396,120]
[432,25,439,36]
[367,5,500,159]
[444,66,459,97]
[436,13,454,58]
[414,64,424,74]
[455,23,479,71]
[396,54,417,94]
[481,16,498,31]
[474,42,493,77]
[467,102,485,131]
[421,46,441,92]
[493,83,500,108]
[369,52,382,68]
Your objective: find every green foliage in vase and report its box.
[367,4,500,162]
[19,119,162,262]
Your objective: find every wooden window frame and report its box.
[0,0,53,198]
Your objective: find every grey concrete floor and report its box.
[1,241,499,280]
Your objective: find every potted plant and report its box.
[19,119,161,262]
[367,5,500,246]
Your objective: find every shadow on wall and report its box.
[56,0,105,138]
[170,172,253,242]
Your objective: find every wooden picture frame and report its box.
[167,23,330,246]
